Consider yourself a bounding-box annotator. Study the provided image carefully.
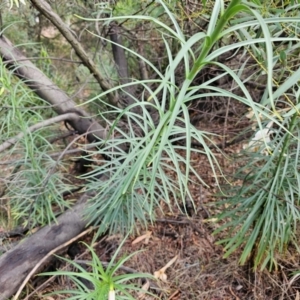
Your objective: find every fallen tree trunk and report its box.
[0,194,92,300]
[0,36,109,298]
[30,0,118,106]
[0,35,106,144]
[0,16,138,296]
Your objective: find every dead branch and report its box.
[0,193,93,300]
[0,113,78,153]
[29,0,118,106]
[0,35,106,144]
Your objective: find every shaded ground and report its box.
[2,108,299,300]
[2,4,300,299]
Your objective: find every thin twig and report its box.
[0,113,78,153]
[0,143,98,165]
[13,226,95,300]
[30,0,117,105]
[23,235,107,300]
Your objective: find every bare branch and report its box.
[0,113,78,153]
[30,0,118,106]
[0,194,93,300]
[0,144,98,165]
[0,35,106,144]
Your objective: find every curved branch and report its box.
[0,113,78,153]
[0,194,92,300]
[29,0,118,106]
[0,35,106,144]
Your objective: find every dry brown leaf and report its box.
[137,279,150,299]
[132,231,152,245]
[154,255,178,282]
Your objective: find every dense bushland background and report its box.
[1,0,300,299]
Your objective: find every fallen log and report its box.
[0,35,106,144]
[0,24,132,297]
[0,34,114,298]
[0,194,92,300]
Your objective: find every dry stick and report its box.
[0,113,78,153]
[0,35,108,144]
[168,289,180,300]
[47,130,78,143]
[13,226,95,300]
[23,236,107,300]
[0,144,98,165]
[30,0,118,106]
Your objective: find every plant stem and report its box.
[188,0,248,80]
[274,112,299,174]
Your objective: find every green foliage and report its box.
[0,61,70,227]
[43,238,155,299]
[81,0,300,270]
[188,0,250,80]
[1,0,300,274]
[216,113,300,270]
[8,0,26,9]
[211,0,300,270]
[37,46,53,76]
[81,0,242,235]
[113,0,142,16]
[83,99,218,234]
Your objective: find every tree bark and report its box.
[109,23,143,115]
[30,0,118,106]
[0,194,91,300]
[0,35,106,144]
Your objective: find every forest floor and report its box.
[6,108,298,300]
[3,3,300,299]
